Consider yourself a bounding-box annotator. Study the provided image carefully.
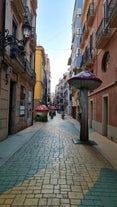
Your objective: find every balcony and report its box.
[30,0,37,13]
[82,22,89,40]
[30,27,36,49]
[96,18,111,49]
[11,0,24,22]
[23,6,32,26]
[107,0,117,28]
[80,35,85,49]
[87,2,95,27]
[10,47,35,80]
[24,59,36,80]
[81,46,94,67]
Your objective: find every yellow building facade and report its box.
[34,46,43,103]
[34,46,48,116]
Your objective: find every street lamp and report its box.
[68,69,102,145]
[0,29,25,54]
[0,19,33,52]
[22,22,32,39]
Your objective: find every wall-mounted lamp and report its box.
[22,22,32,39]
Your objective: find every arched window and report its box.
[102,51,110,72]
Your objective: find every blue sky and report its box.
[36,0,75,92]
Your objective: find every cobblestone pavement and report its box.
[0,114,117,207]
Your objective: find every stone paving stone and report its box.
[60,204,70,207]
[61,198,70,204]
[12,194,26,205]
[69,192,84,199]
[41,188,53,194]
[24,198,38,206]
[38,198,47,205]
[43,193,56,198]
[26,194,34,198]
[50,178,58,184]
[71,185,83,192]
[47,198,60,206]
[58,179,67,185]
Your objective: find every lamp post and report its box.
[68,69,102,144]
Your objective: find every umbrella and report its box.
[35,105,49,112]
[49,106,56,110]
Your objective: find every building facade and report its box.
[45,54,51,106]
[55,72,71,115]
[71,0,82,70]
[34,46,51,117]
[0,0,37,140]
[80,0,117,141]
[68,0,83,119]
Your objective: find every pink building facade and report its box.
[80,0,117,142]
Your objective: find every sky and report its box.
[36,0,75,92]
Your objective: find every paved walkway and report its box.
[0,114,117,207]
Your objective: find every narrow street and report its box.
[0,114,117,207]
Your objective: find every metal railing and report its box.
[23,6,32,26]
[107,0,117,21]
[96,18,111,43]
[87,2,95,21]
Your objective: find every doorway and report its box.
[90,100,93,128]
[72,106,76,119]
[8,81,16,134]
[102,96,108,136]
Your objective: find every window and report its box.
[12,20,17,38]
[20,86,26,116]
[90,32,94,57]
[76,28,81,36]
[102,51,110,72]
[22,0,27,6]
[76,48,81,56]
[77,8,81,17]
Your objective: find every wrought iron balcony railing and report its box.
[81,45,94,67]
[107,0,117,27]
[23,6,32,26]
[87,2,95,27]
[82,22,89,39]
[96,18,111,49]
